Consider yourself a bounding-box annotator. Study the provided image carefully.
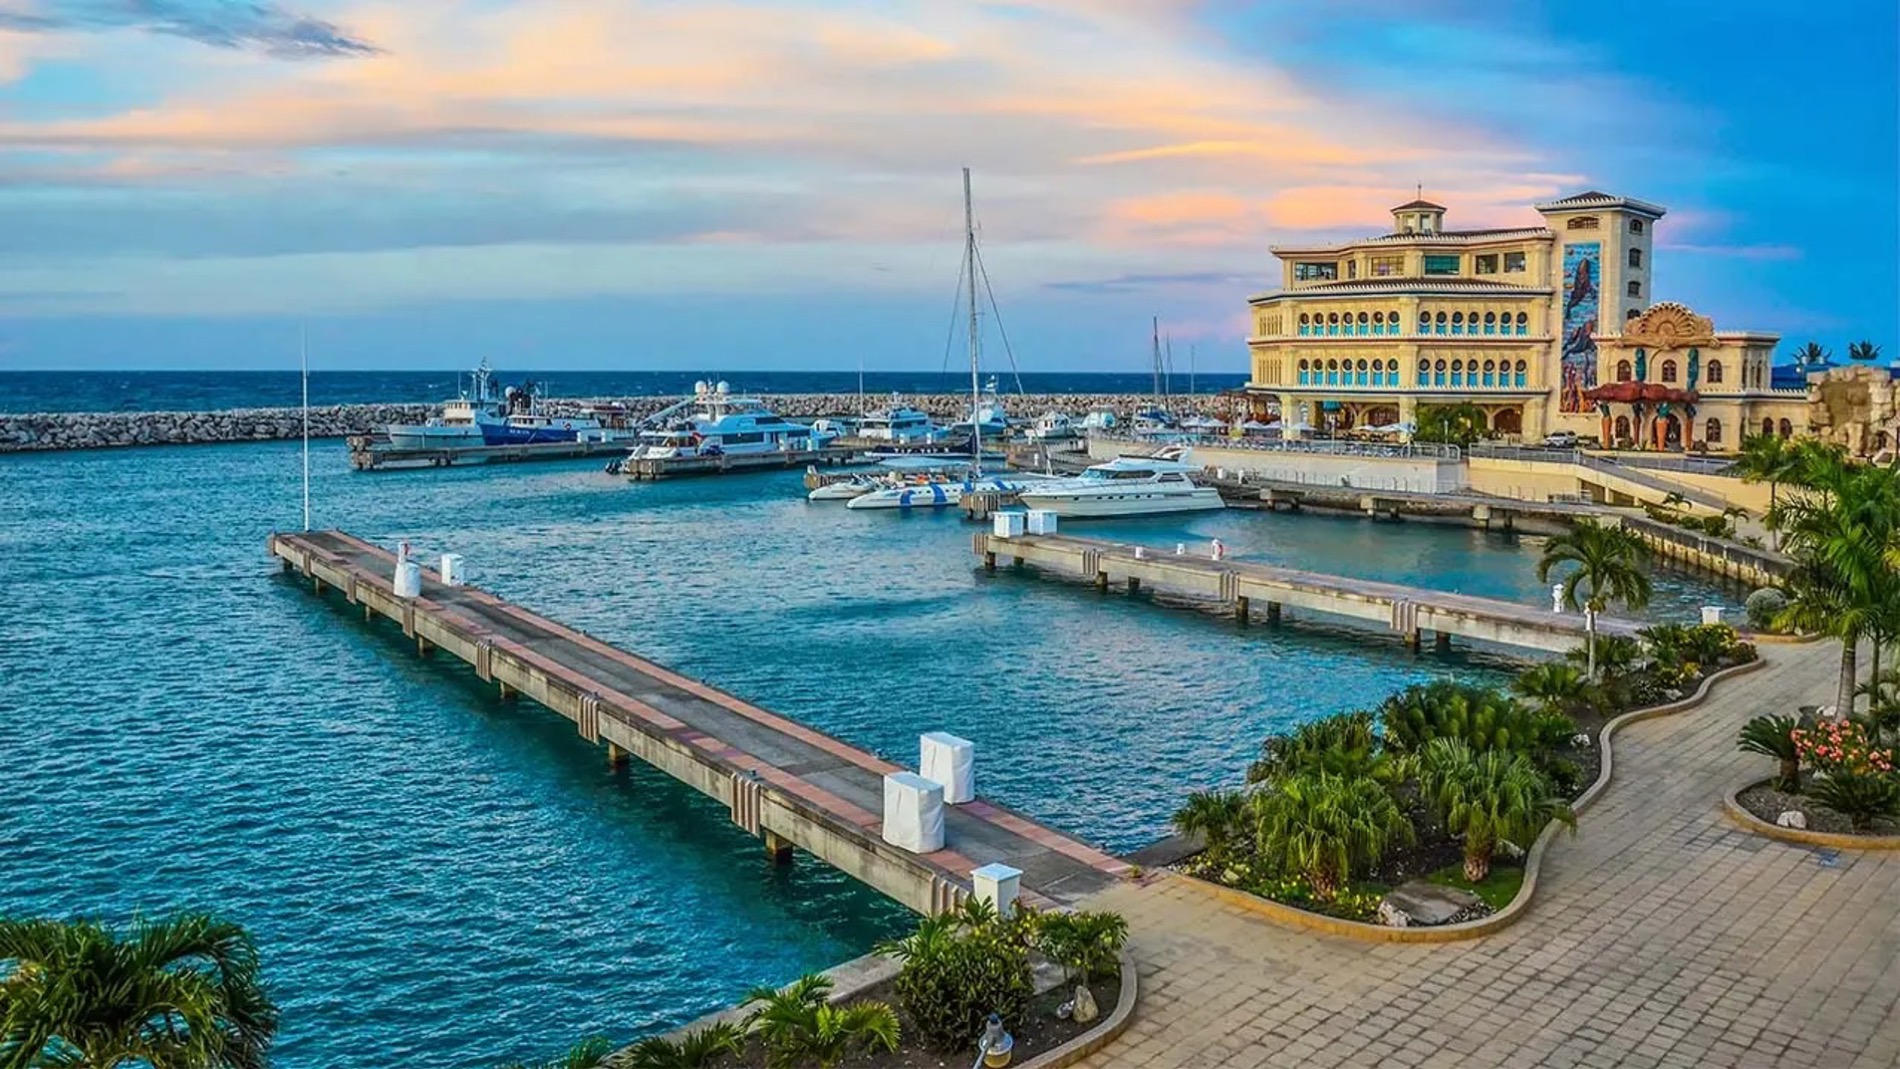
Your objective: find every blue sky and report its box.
[0,0,1893,371]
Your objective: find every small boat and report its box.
[1080,408,1119,433]
[844,470,1048,510]
[858,397,944,443]
[944,379,1010,440]
[1026,411,1081,443]
[624,381,835,461]
[807,471,884,501]
[385,360,506,449]
[1016,455,1225,517]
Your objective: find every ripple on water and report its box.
[0,443,1745,1066]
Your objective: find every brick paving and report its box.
[1078,642,1900,1068]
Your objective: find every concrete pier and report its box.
[973,532,1641,655]
[270,530,1128,914]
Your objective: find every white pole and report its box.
[964,167,981,477]
[301,323,311,531]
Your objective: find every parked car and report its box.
[1542,430,1579,448]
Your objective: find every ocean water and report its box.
[0,441,1742,1067]
[0,370,1249,414]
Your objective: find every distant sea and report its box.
[0,370,1252,415]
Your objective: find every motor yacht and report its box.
[625,381,836,460]
[944,379,1010,440]
[1015,455,1224,517]
[385,360,507,449]
[858,396,944,443]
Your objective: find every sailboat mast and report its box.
[964,167,981,476]
[1151,316,1161,405]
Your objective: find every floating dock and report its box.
[619,446,854,481]
[347,435,631,471]
[974,531,1638,654]
[269,530,1127,913]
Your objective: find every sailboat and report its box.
[1133,317,1184,440]
[847,170,1046,511]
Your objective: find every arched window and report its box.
[1614,415,1632,442]
[1483,312,1497,335]
[1629,248,1643,268]
[1762,418,1775,437]
[1418,359,1431,385]
[1515,312,1529,335]
[1616,359,1632,382]
[1626,308,1640,321]
[1707,360,1724,385]
[1514,359,1528,387]
[1482,359,1496,387]
[1298,313,1309,336]
[1451,361,1465,387]
[1327,313,1340,336]
[1661,359,1678,383]
[1418,311,1431,334]
[1779,418,1794,439]
[1451,312,1464,335]
[1357,312,1370,336]
[1627,280,1642,298]
[1705,418,1723,445]
[1297,359,1310,385]
[1356,359,1369,386]
[1434,359,1448,387]
[1371,312,1384,336]
[1326,359,1340,385]
[1567,216,1600,230]
[1435,312,1448,335]
[1391,309,1402,335]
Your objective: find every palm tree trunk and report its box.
[1307,866,1340,902]
[1871,640,1883,715]
[1464,842,1492,883]
[1837,635,1859,716]
[1769,481,1780,551]
[1586,611,1598,681]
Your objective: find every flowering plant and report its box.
[1792,719,1895,778]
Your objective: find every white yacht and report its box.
[1016,455,1225,517]
[944,379,1010,440]
[385,361,506,449]
[1026,411,1081,443]
[845,470,1050,510]
[1080,408,1119,433]
[858,397,943,443]
[625,381,836,460]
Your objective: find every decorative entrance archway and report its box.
[1492,408,1523,436]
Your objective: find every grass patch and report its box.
[1426,864,1523,910]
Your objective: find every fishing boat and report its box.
[624,381,836,460]
[1016,455,1225,517]
[385,360,507,449]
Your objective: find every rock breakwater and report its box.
[1,393,1236,453]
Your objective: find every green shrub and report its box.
[1417,739,1575,882]
[1378,680,1572,756]
[1565,634,1642,677]
[1248,772,1413,900]
[1511,663,1589,717]
[877,899,1033,1052]
[1744,588,1788,631]
[623,1024,744,1069]
[743,974,900,1069]
[1738,714,1802,789]
[1247,710,1381,782]
[1170,788,1247,865]
[1809,771,1900,830]
[499,1036,613,1069]
[1035,910,1128,982]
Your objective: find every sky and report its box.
[0,0,1895,372]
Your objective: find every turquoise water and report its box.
[0,442,1741,1066]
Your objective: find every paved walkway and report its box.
[1079,642,1900,1068]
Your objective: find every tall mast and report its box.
[1151,316,1161,406]
[300,323,310,532]
[964,167,981,476]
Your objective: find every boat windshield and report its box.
[1081,467,1155,481]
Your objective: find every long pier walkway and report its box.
[976,532,1640,654]
[269,530,1128,913]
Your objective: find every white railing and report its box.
[1095,433,1463,462]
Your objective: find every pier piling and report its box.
[1435,632,1452,653]
[1266,601,1282,625]
[606,742,629,771]
[1236,595,1250,626]
[763,830,795,866]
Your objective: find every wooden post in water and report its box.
[416,635,432,658]
[498,681,518,702]
[1236,595,1250,626]
[1095,570,1108,591]
[1403,629,1422,652]
[984,551,997,572]
[1127,577,1141,594]
[1266,601,1282,624]
[1435,632,1452,653]
[763,830,794,866]
[606,742,629,771]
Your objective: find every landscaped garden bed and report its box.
[594,901,1130,1069]
[1734,706,1900,838]
[1172,617,1759,929]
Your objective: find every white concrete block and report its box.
[993,511,1026,538]
[1701,605,1725,626]
[393,560,422,599]
[972,862,1024,918]
[1026,509,1059,535]
[439,553,466,587]
[882,772,944,853]
[920,731,975,804]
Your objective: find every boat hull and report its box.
[1015,488,1226,517]
[386,426,487,450]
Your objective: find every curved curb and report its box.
[1179,656,1769,943]
[1744,630,1822,646]
[1018,947,1140,1069]
[1721,779,1900,850]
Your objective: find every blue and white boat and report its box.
[858,396,945,444]
[944,378,1010,441]
[625,381,836,461]
[481,381,611,445]
[385,360,507,449]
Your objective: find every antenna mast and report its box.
[300,323,310,532]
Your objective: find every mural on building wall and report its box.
[1559,242,1601,412]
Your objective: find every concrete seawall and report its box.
[0,392,1228,453]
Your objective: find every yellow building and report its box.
[1243,192,1808,451]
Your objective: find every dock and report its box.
[619,446,854,480]
[347,435,631,471]
[974,531,1638,654]
[269,530,1128,913]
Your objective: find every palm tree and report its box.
[1170,788,1247,865]
[742,974,899,1069]
[1416,402,1488,448]
[0,913,278,1069]
[499,1036,615,1069]
[1511,663,1589,718]
[1536,520,1654,679]
[620,1024,744,1069]
[1737,715,1803,789]
[1792,340,1831,368]
[1733,433,1801,549]
[1249,772,1413,900]
[1848,340,1882,363]
[1418,739,1575,882]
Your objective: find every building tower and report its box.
[1533,192,1666,418]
